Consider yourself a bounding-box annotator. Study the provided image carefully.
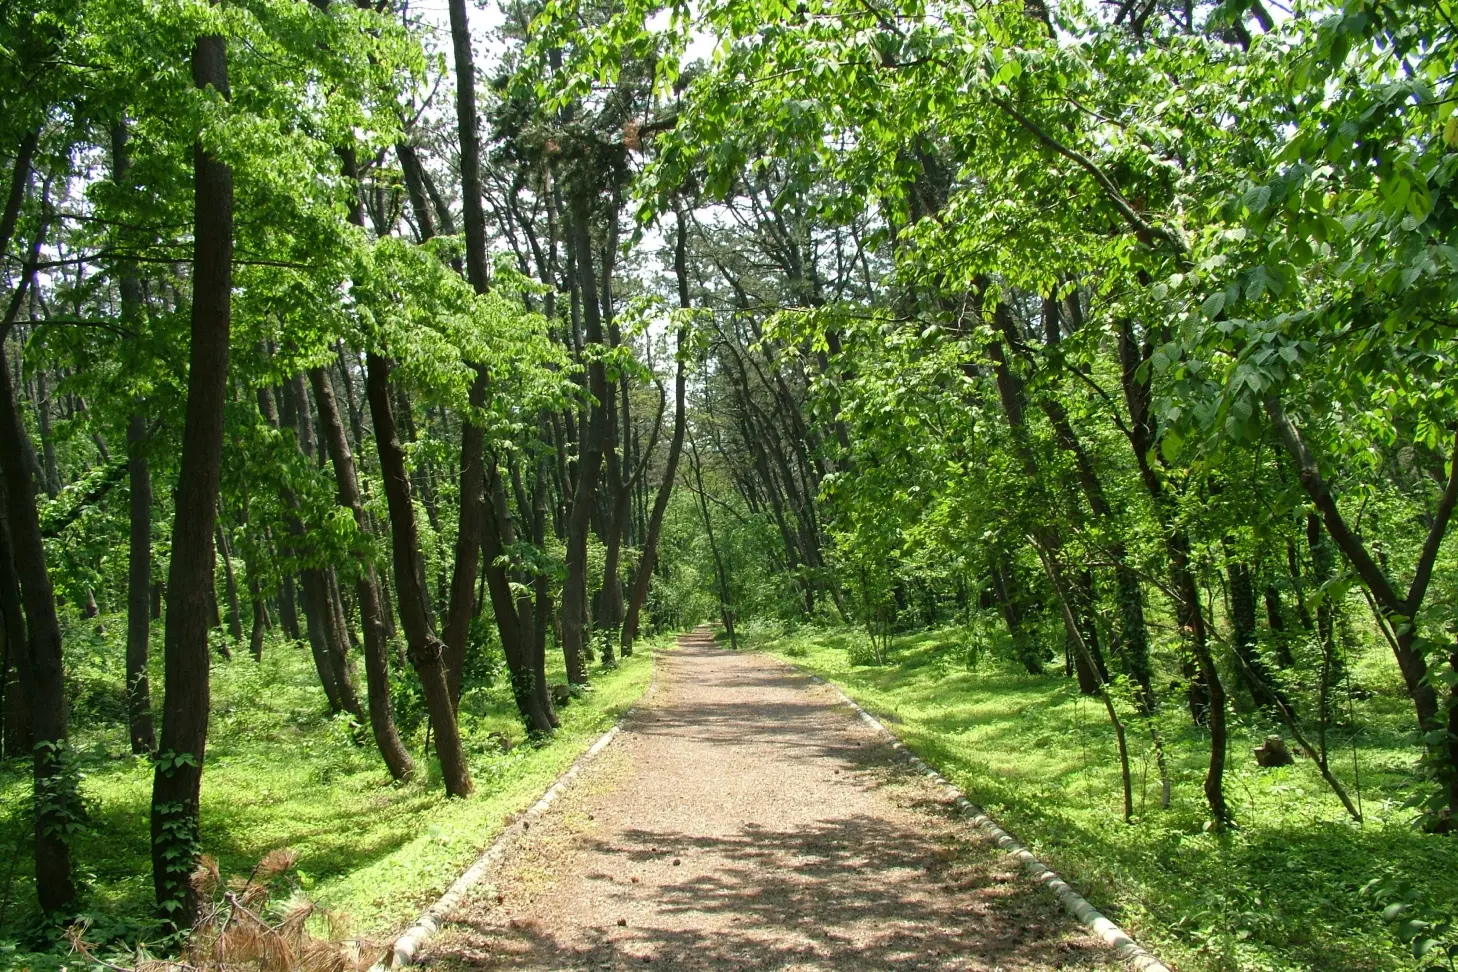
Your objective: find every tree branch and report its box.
[1404,426,1458,617]
[1263,393,1403,612]
[989,95,1187,257]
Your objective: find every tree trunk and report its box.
[278,571,301,640]
[335,341,364,454]
[126,412,157,753]
[478,464,555,732]
[0,531,31,759]
[1263,583,1294,668]
[989,554,1041,675]
[623,216,690,654]
[1228,557,1293,715]
[687,424,737,650]
[365,352,472,797]
[151,29,232,927]
[443,371,488,708]
[1116,318,1228,827]
[265,379,358,712]
[300,567,344,713]
[34,368,59,498]
[561,191,609,684]
[308,363,414,781]
[216,518,244,642]
[0,384,76,913]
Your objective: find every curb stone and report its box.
[798,669,1175,972]
[378,652,662,968]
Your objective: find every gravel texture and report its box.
[426,629,1118,971]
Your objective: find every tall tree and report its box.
[365,352,472,797]
[622,208,690,654]
[150,23,233,926]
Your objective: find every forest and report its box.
[1,0,1456,969]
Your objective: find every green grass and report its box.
[748,623,1458,972]
[0,623,658,959]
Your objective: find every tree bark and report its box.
[216,518,244,642]
[623,212,691,653]
[0,366,76,914]
[126,413,157,753]
[561,191,609,683]
[309,364,414,781]
[1228,557,1293,715]
[277,571,301,640]
[151,29,232,927]
[1266,395,1450,739]
[478,463,555,732]
[1116,318,1228,826]
[366,352,472,796]
[687,423,737,649]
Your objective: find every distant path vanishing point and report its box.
[427,627,1120,971]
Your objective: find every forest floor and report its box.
[425,627,1116,972]
[749,623,1458,972]
[0,625,654,962]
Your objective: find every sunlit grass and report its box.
[0,623,658,957]
[752,623,1456,972]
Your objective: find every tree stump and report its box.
[1254,735,1294,767]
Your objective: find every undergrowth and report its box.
[0,619,657,968]
[749,622,1458,972]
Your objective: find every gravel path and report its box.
[426,629,1118,971]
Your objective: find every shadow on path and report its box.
[427,630,1114,972]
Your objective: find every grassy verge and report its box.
[747,623,1457,972]
[0,625,658,961]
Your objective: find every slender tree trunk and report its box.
[0,532,32,759]
[151,29,232,926]
[309,363,414,781]
[300,567,344,713]
[438,0,498,707]
[117,118,157,748]
[622,218,689,654]
[1263,583,1294,667]
[248,575,267,661]
[687,424,736,649]
[478,465,555,732]
[989,553,1042,675]
[0,128,38,263]
[562,192,609,684]
[126,413,156,753]
[529,446,558,726]
[0,365,77,913]
[365,352,472,797]
[1228,557,1293,715]
[278,571,301,640]
[216,519,244,643]
[443,371,488,708]
[335,341,364,455]
[263,380,356,711]
[34,368,58,498]
[1034,543,1134,823]
[1116,318,1228,826]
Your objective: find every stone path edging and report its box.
[379,655,660,968]
[793,667,1175,972]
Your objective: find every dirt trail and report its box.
[427,628,1117,971]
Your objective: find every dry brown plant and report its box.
[67,849,384,972]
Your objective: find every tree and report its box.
[150,19,233,927]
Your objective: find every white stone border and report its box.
[379,655,661,968]
[801,670,1174,972]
